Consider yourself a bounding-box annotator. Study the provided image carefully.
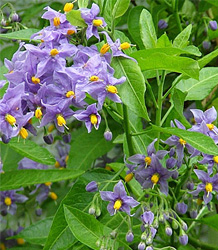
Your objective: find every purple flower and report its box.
[0,190,28,215]
[100,180,139,215]
[203,41,211,50]
[176,202,188,214]
[138,242,146,250]
[42,6,67,28]
[74,103,101,133]
[199,154,218,175]
[80,3,106,40]
[158,19,168,29]
[135,155,172,195]
[101,31,137,62]
[40,101,74,133]
[141,211,154,225]
[190,169,218,204]
[128,138,168,170]
[164,120,197,167]
[209,20,217,31]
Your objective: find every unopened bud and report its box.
[85,181,98,192]
[186,182,194,190]
[146,247,153,250]
[138,242,146,250]
[126,231,134,242]
[159,214,164,223]
[190,210,197,219]
[35,208,42,217]
[182,221,188,231]
[141,232,146,241]
[203,41,211,50]
[209,20,217,31]
[1,19,7,26]
[158,19,168,29]
[176,202,188,214]
[179,234,188,245]
[172,220,178,230]
[104,130,112,141]
[1,135,11,144]
[95,207,101,217]
[11,13,19,22]
[146,236,153,245]
[165,226,172,236]
[110,230,117,239]
[89,207,96,215]
[63,134,71,143]
[43,134,54,144]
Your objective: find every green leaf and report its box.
[201,214,218,231]
[168,89,191,128]
[0,29,40,42]
[127,6,144,49]
[66,10,87,27]
[44,169,115,250]
[0,138,55,165]
[12,217,53,245]
[67,125,120,170]
[0,143,23,171]
[156,33,172,48]
[182,45,201,56]
[139,9,157,48]
[0,65,7,80]
[64,206,112,250]
[176,67,218,100]
[78,0,89,8]
[111,57,150,120]
[131,51,199,80]
[173,24,192,48]
[112,0,130,19]
[152,125,218,155]
[0,169,84,191]
[198,48,218,68]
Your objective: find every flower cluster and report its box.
[0,3,136,143]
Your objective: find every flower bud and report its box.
[43,134,54,145]
[85,181,98,192]
[172,220,178,230]
[95,207,101,217]
[209,20,217,31]
[89,206,96,215]
[179,234,188,245]
[146,236,153,245]
[186,182,194,190]
[158,19,168,29]
[182,221,188,231]
[146,247,153,250]
[203,41,211,50]
[165,226,172,236]
[176,202,188,214]
[11,13,19,22]
[159,214,165,223]
[1,19,7,26]
[1,135,11,144]
[171,170,179,179]
[35,208,42,217]
[126,231,134,242]
[110,230,117,239]
[190,210,197,219]
[138,242,146,250]
[104,130,112,141]
[63,134,71,143]
[141,232,146,241]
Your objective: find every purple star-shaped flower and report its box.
[164,120,197,167]
[199,154,218,175]
[100,180,139,215]
[135,155,172,195]
[190,169,218,204]
[80,3,106,40]
[73,103,101,133]
[0,190,28,215]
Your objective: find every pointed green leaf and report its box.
[0,138,55,165]
[64,206,113,250]
[128,6,145,49]
[112,0,130,19]
[176,67,218,100]
[139,9,157,48]
[111,57,150,120]
[78,0,89,8]
[152,125,218,155]
[66,10,87,27]
[131,51,199,80]
[173,24,192,48]
[0,169,84,191]
[198,48,218,68]
[0,29,40,42]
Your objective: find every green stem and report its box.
[162,74,183,101]
[145,79,158,109]
[160,104,174,126]
[174,0,182,32]
[187,206,208,233]
[155,71,166,150]
[123,104,135,156]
